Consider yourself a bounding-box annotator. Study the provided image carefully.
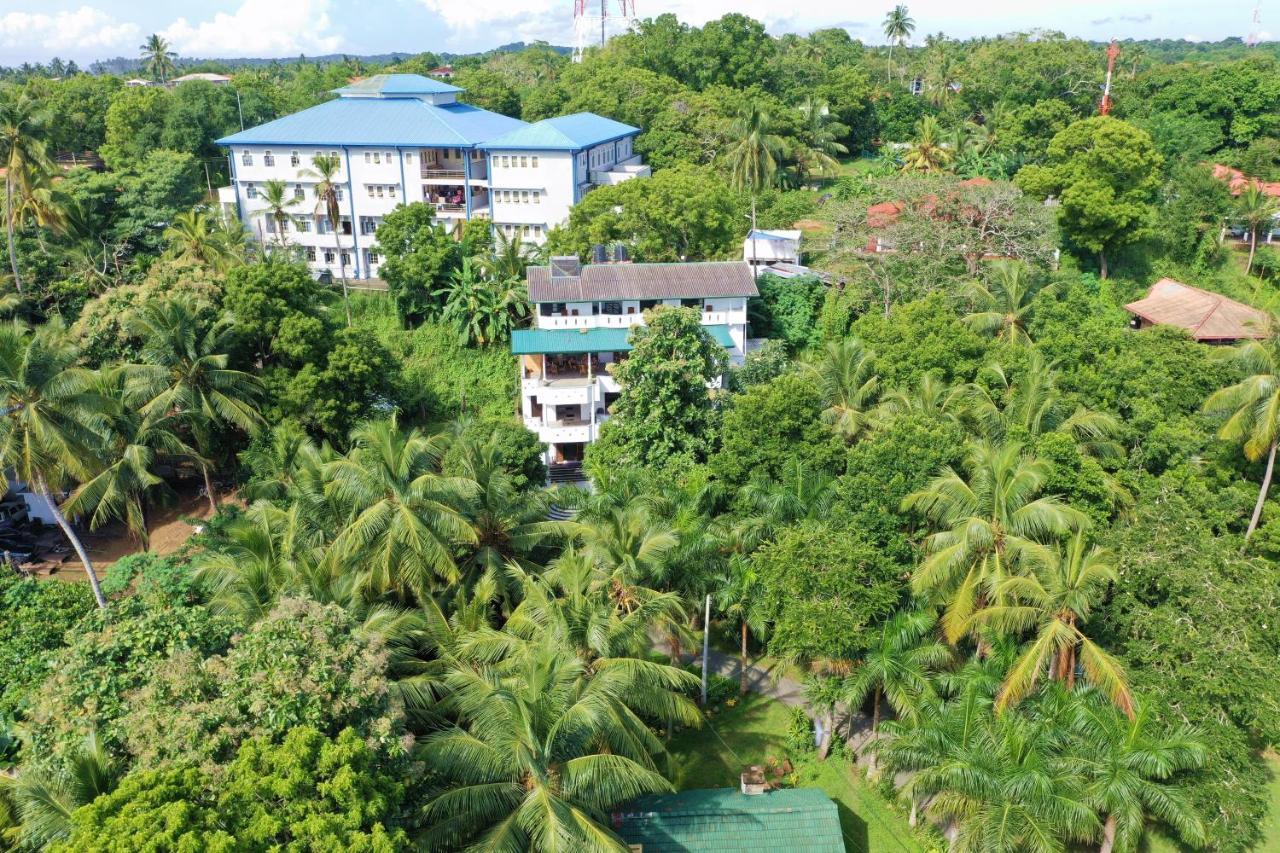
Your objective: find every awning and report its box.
[511,324,735,355]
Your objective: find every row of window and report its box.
[499,223,545,238]
[264,215,356,236]
[366,184,398,199]
[244,182,343,202]
[496,155,539,169]
[302,247,381,266]
[244,149,341,168]
[495,189,540,204]
[539,298,704,316]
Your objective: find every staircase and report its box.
[547,462,585,485]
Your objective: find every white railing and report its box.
[536,314,644,330]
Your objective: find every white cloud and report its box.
[162,0,344,58]
[0,5,139,54]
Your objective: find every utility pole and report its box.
[701,593,711,706]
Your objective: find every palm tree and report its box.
[419,638,698,850]
[1071,698,1206,853]
[435,257,531,346]
[64,381,197,552]
[124,297,265,514]
[302,153,350,325]
[1203,334,1280,540]
[484,227,539,280]
[804,338,880,441]
[882,5,916,83]
[579,504,678,611]
[0,91,52,294]
[726,102,786,194]
[975,533,1134,716]
[713,554,767,693]
[873,373,966,427]
[4,731,122,849]
[164,209,236,271]
[902,116,954,173]
[794,98,849,185]
[738,457,836,531]
[845,609,952,739]
[960,261,1053,344]
[1236,184,1279,275]
[0,321,109,608]
[902,440,1088,644]
[326,416,478,602]
[139,34,177,84]
[259,179,299,250]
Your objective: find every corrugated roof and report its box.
[216,97,527,147]
[332,73,462,96]
[528,262,758,303]
[511,324,735,354]
[614,788,843,853]
[1124,278,1270,341]
[479,112,639,151]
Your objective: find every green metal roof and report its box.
[511,325,734,355]
[613,788,844,853]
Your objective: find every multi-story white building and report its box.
[512,257,757,481]
[215,73,650,279]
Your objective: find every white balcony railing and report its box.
[536,314,645,330]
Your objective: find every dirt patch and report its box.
[792,218,831,233]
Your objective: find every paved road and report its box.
[690,647,807,707]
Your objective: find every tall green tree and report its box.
[301,153,351,325]
[0,322,109,609]
[1236,184,1280,275]
[804,338,881,441]
[259,179,299,251]
[0,91,52,293]
[1015,117,1162,279]
[882,5,916,83]
[960,261,1052,344]
[726,102,786,193]
[844,608,951,737]
[902,116,953,173]
[138,34,177,84]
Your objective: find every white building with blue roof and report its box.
[215,73,649,279]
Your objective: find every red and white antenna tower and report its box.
[1246,1,1263,47]
[1099,39,1119,115]
[573,0,637,62]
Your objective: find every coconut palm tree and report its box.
[63,378,197,552]
[484,227,539,281]
[1071,697,1206,853]
[873,372,966,427]
[804,338,881,442]
[1203,334,1280,540]
[139,34,177,83]
[259,179,299,251]
[163,209,237,271]
[975,532,1133,716]
[726,102,786,194]
[882,5,916,83]
[738,457,836,531]
[0,91,52,294]
[435,257,531,346]
[960,261,1053,344]
[579,503,678,610]
[326,416,478,602]
[302,153,351,325]
[1236,184,1279,275]
[845,609,952,737]
[902,440,1088,644]
[0,321,109,608]
[794,98,849,185]
[419,637,698,850]
[124,297,265,514]
[4,731,122,849]
[902,116,953,173]
[713,554,767,693]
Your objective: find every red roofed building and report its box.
[1211,163,1280,198]
[1124,278,1270,343]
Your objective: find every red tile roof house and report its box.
[1211,164,1280,246]
[1124,278,1270,343]
[862,177,1002,254]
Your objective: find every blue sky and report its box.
[0,0,1269,65]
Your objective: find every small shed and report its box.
[1124,278,1269,343]
[743,230,801,266]
[613,787,844,852]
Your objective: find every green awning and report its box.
[511,324,734,355]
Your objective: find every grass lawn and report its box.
[665,693,927,853]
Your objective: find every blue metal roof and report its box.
[216,97,528,147]
[511,324,735,355]
[331,73,462,96]
[479,112,639,151]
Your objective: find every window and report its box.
[294,217,311,233]
[368,185,376,198]
[373,152,381,164]
[340,251,351,267]
[340,217,352,235]
[519,156,528,167]
[364,152,371,164]
[376,185,384,197]
[305,246,316,261]
[323,249,335,263]
[388,185,397,198]
[501,156,509,167]
[264,217,277,234]
[290,151,300,167]
[316,217,330,235]
[385,152,393,162]
[360,216,377,235]
[335,188,344,201]
[293,183,304,200]
[531,156,538,168]
[263,151,275,167]
[521,191,529,203]
[404,152,414,163]
[532,191,540,204]
[330,150,338,160]
[363,249,379,266]
[241,151,253,166]
[246,182,257,199]
[681,298,701,308]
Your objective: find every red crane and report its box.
[1100,40,1119,115]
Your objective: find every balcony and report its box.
[420,158,487,182]
[536,313,645,330]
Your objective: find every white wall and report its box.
[488,149,573,243]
